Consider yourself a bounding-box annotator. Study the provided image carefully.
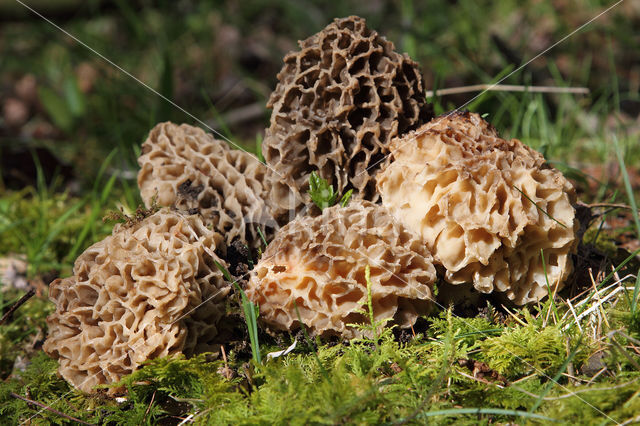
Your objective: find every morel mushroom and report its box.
[137,122,276,252]
[263,16,433,223]
[245,200,436,338]
[43,209,229,393]
[377,112,578,305]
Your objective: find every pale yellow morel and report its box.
[137,122,276,251]
[245,200,436,338]
[43,209,229,393]
[377,112,578,305]
[263,16,433,223]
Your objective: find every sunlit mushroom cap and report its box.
[246,200,436,338]
[137,122,276,251]
[377,111,578,305]
[43,209,229,393]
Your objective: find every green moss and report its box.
[583,226,619,258]
[478,310,588,378]
[539,374,640,425]
[0,311,633,425]
[0,351,101,425]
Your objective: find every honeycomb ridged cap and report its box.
[43,209,229,393]
[377,112,578,305]
[263,16,433,223]
[246,200,436,338]
[137,122,277,252]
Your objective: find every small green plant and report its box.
[309,171,337,209]
[308,171,353,210]
[214,260,261,364]
[348,265,392,350]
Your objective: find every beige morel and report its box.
[245,200,436,338]
[137,122,276,251]
[263,16,433,223]
[377,112,578,305]
[43,209,229,393]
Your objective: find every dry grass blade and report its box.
[0,289,35,326]
[426,84,589,97]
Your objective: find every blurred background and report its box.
[0,0,639,278]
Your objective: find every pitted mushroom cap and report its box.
[377,111,578,305]
[245,200,436,338]
[263,16,433,223]
[43,209,229,393]
[137,122,276,251]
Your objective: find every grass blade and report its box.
[632,269,640,315]
[340,189,353,207]
[256,226,268,248]
[213,260,261,364]
[512,185,567,228]
[613,136,640,239]
[613,136,640,315]
[30,198,86,271]
[541,249,559,324]
[415,408,557,423]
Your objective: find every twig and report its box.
[142,390,157,424]
[425,84,589,97]
[582,202,632,210]
[457,371,506,388]
[220,345,229,367]
[0,289,35,326]
[585,367,608,385]
[10,392,92,425]
[221,345,229,369]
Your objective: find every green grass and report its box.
[1,0,639,424]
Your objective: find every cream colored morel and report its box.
[263,16,433,223]
[137,122,276,251]
[43,209,229,393]
[246,200,436,338]
[377,112,578,305]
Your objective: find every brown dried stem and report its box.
[0,289,35,326]
[9,392,91,425]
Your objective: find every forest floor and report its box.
[1,1,640,424]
